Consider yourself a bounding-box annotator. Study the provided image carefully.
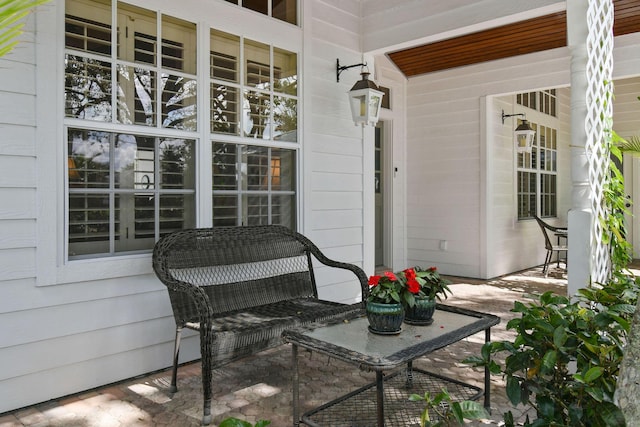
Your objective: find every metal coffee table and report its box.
[282,304,500,426]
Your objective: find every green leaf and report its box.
[599,402,626,427]
[512,301,528,313]
[409,393,424,402]
[583,366,604,383]
[585,385,605,402]
[462,355,484,366]
[552,325,568,348]
[506,376,522,405]
[540,350,557,375]
[218,418,253,427]
[533,319,555,334]
[0,0,49,57]
[450,403,465,423]
[536,395,555,419]
[456,400,489,420]
[255,421,272,427]
[488,360,502,374]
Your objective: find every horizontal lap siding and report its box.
[304,0,367,302]
[488,90,571,278]
[406,48,570,278]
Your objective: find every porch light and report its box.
[337,59,384,127]
[502,110,536,153]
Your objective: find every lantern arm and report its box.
[336,58,367,82]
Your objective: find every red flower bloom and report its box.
[407,278,421,294]
[384,271,397,281]
[368,275,381,286]
[428,266,437,272]
[404,268,416,280]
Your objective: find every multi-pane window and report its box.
[210,30,298,228]
[65,1,197,129]
[209,31,297,141]
[212,143,296,227]
[223,0,297,25]
[65,0,299,259]
[517,122,558,219]
[517,90,557,117]
[67,129,196,258]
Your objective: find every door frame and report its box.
[376,120,394,269]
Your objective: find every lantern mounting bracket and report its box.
[336,58,367,82]
[501,110,526,124]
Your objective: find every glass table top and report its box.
[284,305,500,369]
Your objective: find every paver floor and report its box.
[0,265,572,427]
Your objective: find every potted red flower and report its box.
[366,267,438,334]
[404,266,451,325]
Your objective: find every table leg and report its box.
[405,360,414,388]
[484,328,491,412]
[292,344,300,427]
[376,371,384,427]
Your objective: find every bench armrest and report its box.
[291,230,370,301]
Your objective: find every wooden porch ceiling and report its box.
[387,0,640,78]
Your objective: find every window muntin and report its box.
[67,128,196,258]
[66,0,198,131]
[65,54,113,121]
[517,122,558,219]
[210,31,298,141]
[117,65,156,126]
[212,143,296,228]
[65,0,111,55]
[517,90,557,118]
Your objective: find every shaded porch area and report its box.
[0,266,572,426]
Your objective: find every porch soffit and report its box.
[387,0,640,78]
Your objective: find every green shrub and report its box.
[218,418,271,427]
[465,278,639,427]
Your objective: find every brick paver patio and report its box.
[0,266,570,427]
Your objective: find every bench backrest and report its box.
[153,225,319,324]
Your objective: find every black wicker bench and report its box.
[152,225,368,425]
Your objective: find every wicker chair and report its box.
[152,225,369,425]
[532,213,568,276]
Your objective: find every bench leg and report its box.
[201,329,213,426]
[292,344,300,426]
[170,327,182,394]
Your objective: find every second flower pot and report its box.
[404,297,436,325]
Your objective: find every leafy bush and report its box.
[465,278,639,427]
[409,389,488,427]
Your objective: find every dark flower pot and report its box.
[404,297,436,325]
[366,301,404,334]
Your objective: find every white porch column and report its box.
[567,0,615,295]
[567,0,592,296]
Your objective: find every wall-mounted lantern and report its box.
[502,109,536,153]
[337,59,384,127]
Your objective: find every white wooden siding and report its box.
[302,0,370,304]
[0,0,369,413]
[403,32,640,279]
[405,47,571,278]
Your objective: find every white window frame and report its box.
[514,105,560,221]
[35,0,303,286]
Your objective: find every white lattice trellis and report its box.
[585,0,614,284]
